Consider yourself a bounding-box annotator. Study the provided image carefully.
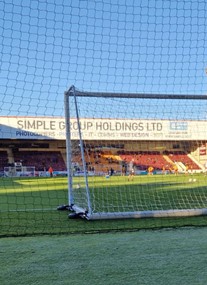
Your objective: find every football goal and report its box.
[4,163,35,177]
[63,85,207,220]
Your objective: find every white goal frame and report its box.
[64,85,207,220]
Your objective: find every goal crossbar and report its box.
[66,85,207,100]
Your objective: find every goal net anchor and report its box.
[57,204,87,219]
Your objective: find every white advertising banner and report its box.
[0,116,207,141]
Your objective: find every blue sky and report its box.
[0,0,207,118]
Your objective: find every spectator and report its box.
[121,165,127,176]
[48,166,54,177]
[128,168,135,181]
[110,168,114,176]
[173,164,178,175]
[148,166,154,175]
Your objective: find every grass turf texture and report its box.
[1,227,207,285]
[1,174,207,237]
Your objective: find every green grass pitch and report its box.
[1,228,207,285]
[1,173,207,237]
[1,174,207,285]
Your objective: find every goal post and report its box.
[64,85,207,220]
[64,86,92,217]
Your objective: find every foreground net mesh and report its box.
[1,0,207,236]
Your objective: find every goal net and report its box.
[65,86,207,220]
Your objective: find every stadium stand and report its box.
[12,150,66,171]
[0,148,201,176]
[118,151,170,171]
[164,151,200,170]
[0,151,8,171]
[116,150,202,172]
